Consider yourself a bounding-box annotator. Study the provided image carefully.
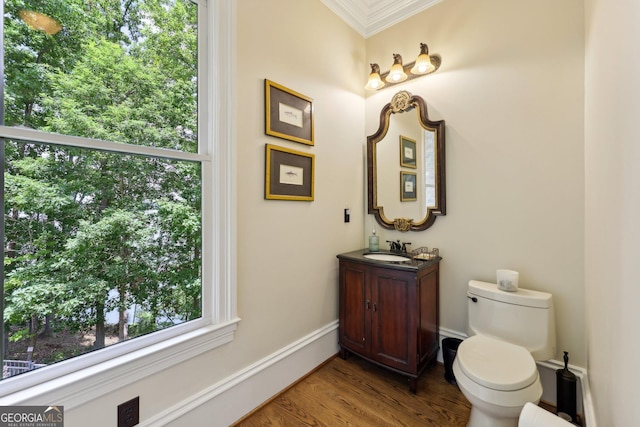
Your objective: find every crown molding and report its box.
[320,0,443,38]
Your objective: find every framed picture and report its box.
[265,79,314,146]
[400,171,417,201]
[265,144,314,201]
[400,135,417,168]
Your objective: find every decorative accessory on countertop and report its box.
[411,247,439,260]
[368,229,379,252]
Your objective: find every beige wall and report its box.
[585,0,640,425]
[365,0,586,366]
[233,0,364,358]
[65,1,366,425]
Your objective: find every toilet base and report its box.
[467,406,518,427]
[453,357,541,427]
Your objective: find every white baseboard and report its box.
[145,324,594,427]
[141,320,339,427]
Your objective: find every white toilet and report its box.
[453,280,556,427]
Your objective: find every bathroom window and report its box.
[0,0,236,399]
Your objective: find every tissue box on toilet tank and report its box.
[497,269,519,292]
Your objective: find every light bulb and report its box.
[365,63,385,90]
[385,54,407,83]
[410,43,434,75]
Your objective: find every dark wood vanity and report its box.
[337,249,440,393]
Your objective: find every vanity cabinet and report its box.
[337,249,440,393]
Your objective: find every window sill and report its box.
[0,318,240,408]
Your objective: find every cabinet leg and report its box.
[408,377,417,394]
[339,346,349,360]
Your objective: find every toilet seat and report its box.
[457,335,538,391]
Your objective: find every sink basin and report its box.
[363,253,411,262]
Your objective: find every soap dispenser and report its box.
[369,229,379,252]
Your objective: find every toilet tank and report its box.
[467,280,556,361]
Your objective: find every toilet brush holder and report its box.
[556,351,577,423]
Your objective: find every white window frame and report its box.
[0,0,237,407]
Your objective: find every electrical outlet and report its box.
[118,396,140,427]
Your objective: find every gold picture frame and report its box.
[265,79,314,146]
[400,171,417,201]
[265,144,315,201]
[400,135,417,168]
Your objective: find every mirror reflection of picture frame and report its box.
[265,144,314,201]
[265,79,314,146]
[400,171,417,201]
[367,91,446,232]
[400,135,417,168]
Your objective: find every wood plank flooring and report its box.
[233,355,472,426]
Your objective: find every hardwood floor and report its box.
[233,355,472,426]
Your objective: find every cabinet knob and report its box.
[365,300,370,309]
[372,303,377,312]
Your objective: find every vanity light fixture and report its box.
[410,43,435,75]
[386,54,408,83]
[365,63,386,91]
[365,43,441,91]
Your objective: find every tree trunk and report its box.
[40,314,53,338]
[29,315,39,350]
[118,294,128,343]
[94,302,106,350]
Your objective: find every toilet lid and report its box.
[457,335,538,391]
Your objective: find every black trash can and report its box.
[442,338,463,385]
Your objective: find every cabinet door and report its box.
[339,262,369,354]
[370,268,417,373]
[417,266,439,366]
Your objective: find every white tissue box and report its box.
[497,269,519,292]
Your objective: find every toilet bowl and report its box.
[453,335,542,427]
[456,281,556,427]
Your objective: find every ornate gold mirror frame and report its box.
[367,91,446,232]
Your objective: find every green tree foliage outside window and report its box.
[1,0,202,376]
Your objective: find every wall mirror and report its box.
[367,91,445,232]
